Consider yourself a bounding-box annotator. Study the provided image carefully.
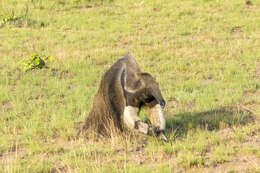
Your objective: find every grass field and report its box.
[0,0,260,172]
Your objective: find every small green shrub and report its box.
[21,54,53,72]
[0,14,20,27]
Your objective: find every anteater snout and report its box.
[160,99,166,108]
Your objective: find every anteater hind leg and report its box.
[123,106,149,134]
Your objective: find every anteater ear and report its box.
[136,72,155,80]
[121,69,144,93]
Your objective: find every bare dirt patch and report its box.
[206,155,260,173]
[0,101,12,111]
[0,149,27,167]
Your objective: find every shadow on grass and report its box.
[166,107,255,138]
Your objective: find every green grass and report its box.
[0,0,260,172]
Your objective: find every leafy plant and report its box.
[0,14,20,27]
[21,54,53,72]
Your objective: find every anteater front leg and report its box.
[149,104,166,131]
[148,104,167,141]
[123,106,149,134]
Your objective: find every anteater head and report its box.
[122,69,165,108]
